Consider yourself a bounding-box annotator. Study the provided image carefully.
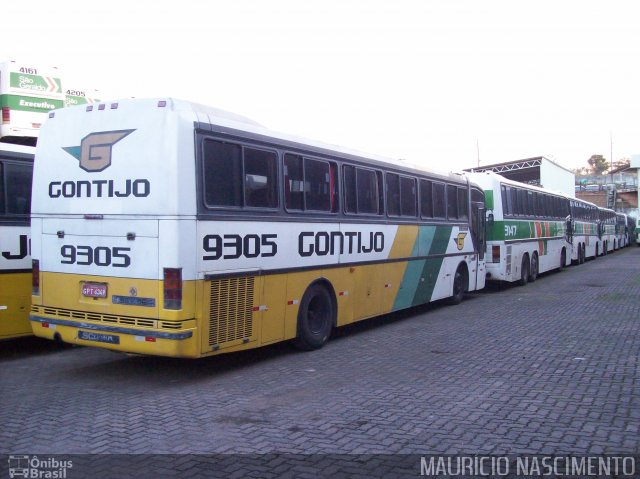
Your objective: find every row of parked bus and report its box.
[0,98,637,356]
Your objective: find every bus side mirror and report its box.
[487,212,494,227]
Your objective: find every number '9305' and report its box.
[60,245,131,267]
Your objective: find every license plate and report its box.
[78,330,120,344]
[82,282,108,298]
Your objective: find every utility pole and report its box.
[610,131,614,184]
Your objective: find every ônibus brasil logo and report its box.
[62,129,135,172]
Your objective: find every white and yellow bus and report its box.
[466,171,571,285]
[30,98,487,358]
[0,143,34,340]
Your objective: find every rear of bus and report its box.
[30,98,200,357]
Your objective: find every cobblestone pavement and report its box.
[1,247,639,477]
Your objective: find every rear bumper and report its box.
[30,313,199,358]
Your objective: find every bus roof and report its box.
[59,97,466,185]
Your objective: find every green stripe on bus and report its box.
[487,220,565,241]
[392,225,452,310]
[0,94,64,112]
[428,225,453,256]
[393,259,426,310]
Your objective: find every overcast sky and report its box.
[3,0,639,174]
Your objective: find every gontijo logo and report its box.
[63,130,135,172]
[453,232,467,251]
[49,129,149,199]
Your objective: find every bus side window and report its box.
[457,187,468,220]
[356,168,380,214]
[203,140,242,207]
[447,184,458,220]
[244,147,277,208]
[432,182,446,218]
[343,165,357,213]
[305,158,331,211]
[386,173,400,216]
[284,154,304,210]
[420,179,433,219]
[400,176,417,217]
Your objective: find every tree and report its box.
[587,154,608,175]
[611,158,630,172]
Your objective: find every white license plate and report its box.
[82,282,108,298]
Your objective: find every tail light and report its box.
[491,245,500,263]
[32,259,40,295]
[2,107,10,124]
[163,268,182,310]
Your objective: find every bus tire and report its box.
[529,252,539,282]
[293,283,334,351]
[448,264,468,305]
[580,244,586,264]
[595,243,599,258]
[519,254,529,286]
[559,248,566,270]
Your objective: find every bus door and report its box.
[470,199,485,286]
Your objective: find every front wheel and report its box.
[448,265,467,305]
[559,248,566,270]
[293,283,334,351]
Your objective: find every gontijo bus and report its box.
[465,171,571,285]
[30,98,487,358]
[0,142,34,340]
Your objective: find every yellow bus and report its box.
[30,98,486,358]
[0,142,34,340]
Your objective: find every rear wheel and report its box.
[529,252,539,282]
[293,283,334,351]
[519,254,529,286]
[559,248,566,270]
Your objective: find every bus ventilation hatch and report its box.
[208,277,254,346]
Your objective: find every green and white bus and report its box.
[599,207,617,254]
[568,196,600,262]
[615,212,629,249]
[466,171,571,285]
[0,61,64,146]
[29,98,487,358]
